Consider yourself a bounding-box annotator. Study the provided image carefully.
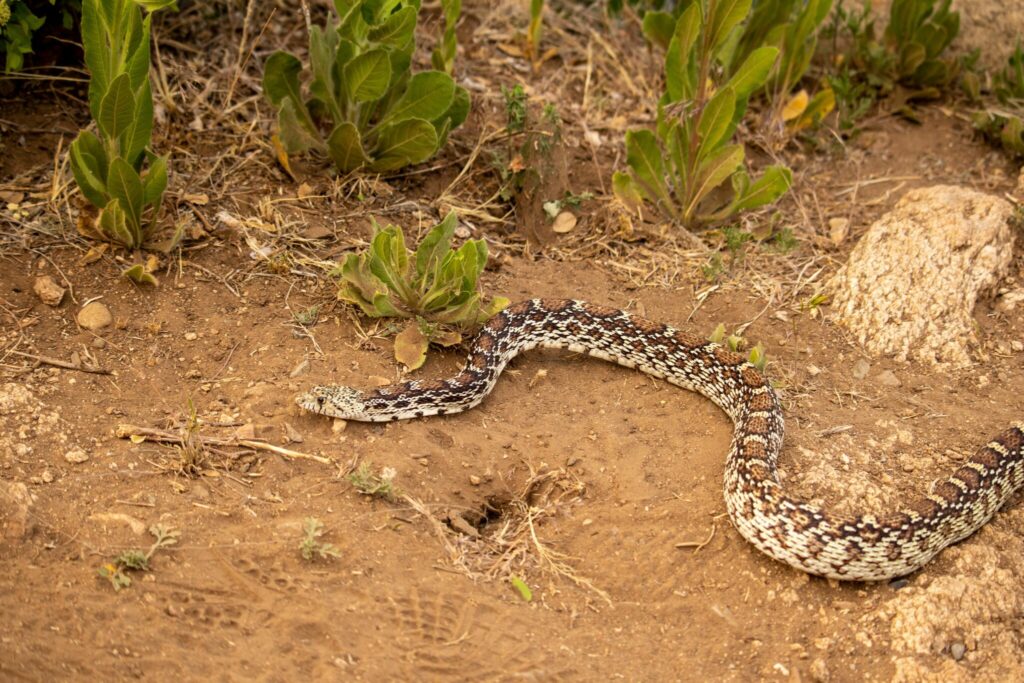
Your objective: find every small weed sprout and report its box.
[98,524,179,591]
[348,463,399,502]
[299,518,342,562]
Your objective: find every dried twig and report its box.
[116,424,334,465]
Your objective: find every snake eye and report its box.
[316,396,325,407]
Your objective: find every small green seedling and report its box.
[299,517,342,561]
[348,463,399,502]
[431,0,462,74]
[336,212,509,370]
[98,524,179,591]
[709,323,768,371]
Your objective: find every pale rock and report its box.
[33,275,65,306]
[829,186,1016,368]
[77,301,113,330]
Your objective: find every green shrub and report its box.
[972,42,1024,157]
[615,0,792,231]
[1,1,80,72]
[883,0,959,89]
[335,212,508,369]
[68,0,175,250]
[727,0,835,131]
[263,0,470,174]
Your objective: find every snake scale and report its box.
[297,299,1024,581]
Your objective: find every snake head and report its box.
[295,385,367,419]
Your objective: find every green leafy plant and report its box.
[708,322,767,371]
[336,211,509,369]
[263,0,470,174]
[972,42,1024,157]
[69,0,175,250]
[97,524,179,591]
[827,0,960,112]
[299,517,342,561]
[1,0,80,72]
[431,0,461,73]
[615,0,793,231]
[348,463,399,501]
[883,0,959,89]
[727,0,835,133]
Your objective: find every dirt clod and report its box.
[32,276,65,306]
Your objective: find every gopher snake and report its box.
[297,299,1024,581]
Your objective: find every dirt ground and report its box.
[2,1,1024,681]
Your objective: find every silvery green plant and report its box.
[336,212,508,369]
[615,0,792,230]
[263,0,470,173]
[972,42,1024,157]
[69,0,175,250]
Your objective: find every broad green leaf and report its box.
[278,98,323,154]
[665,3,701,102]
[685,144,744,218]
[263,51,320,141]
[371,119,438,171]
[107,157,145,236]
[623,129,671,207]
[69,131,110,208]
[343,49,392,102]
[99,73,137,141]
[697,86,737,154]
[122,263,158,286]
[380,71,455,126]
[309,25,342,120]
[368,228,412,296]
[612,171,645,207]
[98,198,137,248]
[368,6,417,47]
[122,79,153,167]
[124,13,152,91]
[142,154,169,207]
[263,51,305,106]
[706,0,751,53]
[414,212,456,282]
[81,0,110,120]
[722,46,779,102]
[326,122,370,172]
[642,11,675,51]
[898,42,927,77]
[732,165,792,212]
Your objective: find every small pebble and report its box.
[64,448,89,464]
[950,641,966,661]
[184,332,198,341]
[852,359,870,379]
[91,338,106,349]
[77,302,112,330]
[807,364,822,377]
[33,275,65,306]
[289,358,310,378]
[469,474,481,486]
[1011,340,1024,352]
[40,469,54,483]
[332,419,348,433]
[876,370,901,387]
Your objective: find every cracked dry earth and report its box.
[2,245,1024,681]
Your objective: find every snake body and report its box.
[297,299,1024,581]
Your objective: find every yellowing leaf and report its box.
[394,323,429,370]
[510,576,532,602]
[129,434,146,444]
[781,90,809,122]
[271,133,297,181]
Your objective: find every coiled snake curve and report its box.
[297,299,1024,581]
